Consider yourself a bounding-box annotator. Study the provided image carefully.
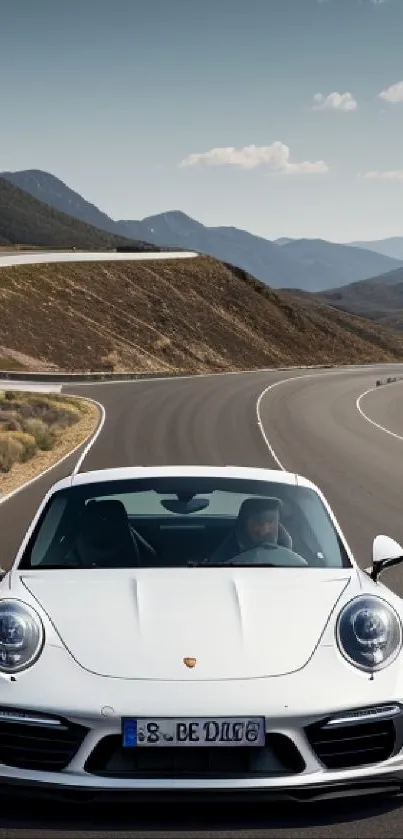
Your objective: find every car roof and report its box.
[50,465,318,493]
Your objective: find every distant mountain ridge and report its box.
[276,237,401,293]
[0,177,159,250]
[0,169,120,236]
[350,237,403,261]
[2,168,403,291]
[313,265,403,333]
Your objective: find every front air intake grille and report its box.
[306,718,396,770]
[85,733,305,778]
[0,709,88,772]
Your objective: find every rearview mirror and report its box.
[371,535,403,582]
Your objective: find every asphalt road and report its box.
[1,364,403,837]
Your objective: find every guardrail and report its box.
[1,364,403,386]
[376,376,403,387]
[0,364,337,383]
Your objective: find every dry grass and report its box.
[0,345,58,371]
[0,393,99,495]
[0,256,403,374]
[0,355,27,371]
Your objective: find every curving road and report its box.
[1,364,403,837]
[0,250,197,268]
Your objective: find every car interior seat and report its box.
[72,499,141,567]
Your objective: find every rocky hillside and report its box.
[3,170,403,291]
[314,267,403,332]
[1,256,403,373]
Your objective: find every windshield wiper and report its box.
[187,561,276,567]
[26,564,84,570]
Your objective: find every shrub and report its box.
[3,418,22,432]
[26,397,49,415]
[18,402,33,419]
[0,435,24,473]
[0,394,85,472]
[42,404,81,428]
[0,410,23,432]
[9,432,37,462]
[40,406,62,425]
[61,402,81,424]
[35,430,54,451]
[25,397,80,427]
[0,400,20,413]
[23,418,55,451]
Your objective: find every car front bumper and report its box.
[0,770,402,805]
[1,644,403,801]
[0,703,403,802]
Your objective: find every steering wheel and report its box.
[230,543,309,566]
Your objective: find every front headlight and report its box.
[336,595,403,672]
[0,600,44,673]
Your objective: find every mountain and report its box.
[314,266,403,333]
[2,170,403,292]
[1,255,403,374]
[1,169,121,236]
[273,237,295,246]
[350,237,403,261]
[128,212,307,288]
[277,238,403,291]
[0,178,158,250]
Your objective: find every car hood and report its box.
[21,568,353,680]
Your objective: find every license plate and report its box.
[122,717,265,748]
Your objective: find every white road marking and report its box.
[255,372,335,471]
[256,370,403,472]
[72,396,106,475]
[356,381,403,443]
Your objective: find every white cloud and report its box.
[379,80,403,104]
[313,92,358,111]
[179,141,329,175]
[364,170,403,180]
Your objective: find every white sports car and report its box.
[1,464,403,803]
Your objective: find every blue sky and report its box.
[1,0,403,241]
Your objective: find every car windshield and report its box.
[19,476,351,570]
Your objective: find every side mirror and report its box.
[371,535,403,582]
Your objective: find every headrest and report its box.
[79,500,131,549]
[83,500,129,524]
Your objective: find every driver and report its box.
[238,497,282,548]
[209,497,292,563]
